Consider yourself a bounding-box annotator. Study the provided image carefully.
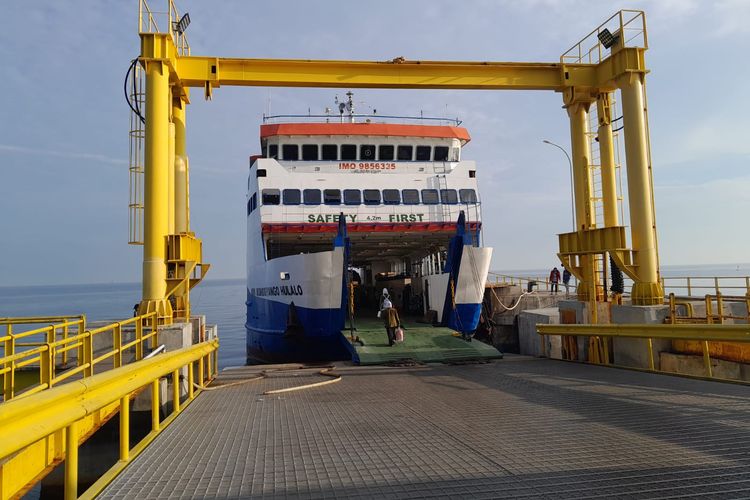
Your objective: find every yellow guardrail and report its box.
[0,337,219,500]
[1,313,159,401]
[660,275,750,298]
[537,323,750,382]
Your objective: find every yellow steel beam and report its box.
[0,339,218,499]
[174,56,598,91]
[537,323,750,343]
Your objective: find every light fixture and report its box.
[597,28,618,49]
[174,13,191,35]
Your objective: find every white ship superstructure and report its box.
[246,101,492,362]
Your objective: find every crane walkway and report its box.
[101,356,750,499]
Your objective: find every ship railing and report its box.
[262,113,462,126]
[619,275,750,299]
[0,313,160,401]
[0,337,218,500]
[561,10,646,65]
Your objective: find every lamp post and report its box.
[543,139,575,230]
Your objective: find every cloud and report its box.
[0,144,127,166]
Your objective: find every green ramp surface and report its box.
[345,316,502,365]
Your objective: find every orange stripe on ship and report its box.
[260,123,470,143]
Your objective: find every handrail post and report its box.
[83,331,93,377]
[62,323,69,367]
[198,356,204,387]
[706,295,713,325]
[151,379,160,431]
[188,360,194,399]
[4,326,15,400]
[687,277,692,297]
[114,323,123,368]
[150,313,158,349]
[41,343,53,390]
[135,317,144,360]
[172,369,180,413]
[120,396,130,461]
[646,338,655,371]
[65,421,78,500]
[714,277,720,297]
[716,293,724,325]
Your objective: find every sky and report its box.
[1,0,748,286]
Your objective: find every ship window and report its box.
[282,144,299,160]
[378,145,394,161]
[360,144,376,160]
[261,144,267,157]
[397,145,413,161]
[302,144,319,161]
[402,189,419,205]
[383,189,400,205]
[469,170,476,178]
[262,189,281,205]
[343,189,361,205]
[247,192,257,214]
[268,144,278,159]
[321,144,338,161]
[363,189,380,205]
[324,189,341,205]
[459,189,477,203]
[440,189,458,204]
[421,189,439,205]
[415,146,431,161]
[450,147,460,161]
[282,189,301,205]
[303,189,321,205]
[341,144,357,160]
[434,146,449,161]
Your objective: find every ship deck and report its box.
[346,315,502,365]
[101,357,750,499]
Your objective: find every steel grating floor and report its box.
[101,356,750,499]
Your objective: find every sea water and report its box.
[2,264,749,368]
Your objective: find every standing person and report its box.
[378,288,391,311]
[549,266,561,293]
[562,267,572,296]
[381,298,401,347]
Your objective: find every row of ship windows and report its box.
[247,188,478,214]
[262,143,458,162]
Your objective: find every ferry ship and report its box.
[246,94,493,363]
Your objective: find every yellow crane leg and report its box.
[619,74,663,305]
[597,93,619,227]
[168,120,176,235]
[139,60,173,323]
[172,99,191,320]
[567,101,596,302]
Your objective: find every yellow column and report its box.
[173,100,189,232]
[172,99,191,319]
[619,74,663,305]
[168,120,176,235]
[597,93,619,227]
[567,101,595,302]
[139,60,173,321]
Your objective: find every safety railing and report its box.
[1,313,159,401]
[488,272,577,294]
[537,322,750,383]
[138,0,190,55]
[0,338,218,500]
[561,10,647,64]
[659,276,750,298]
[667,292,750,325]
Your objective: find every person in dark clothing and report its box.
[549,267,561,293]
[562,267,572,296]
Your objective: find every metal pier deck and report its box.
[101,357,750,498]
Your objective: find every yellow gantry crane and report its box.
[134,3,663,324]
